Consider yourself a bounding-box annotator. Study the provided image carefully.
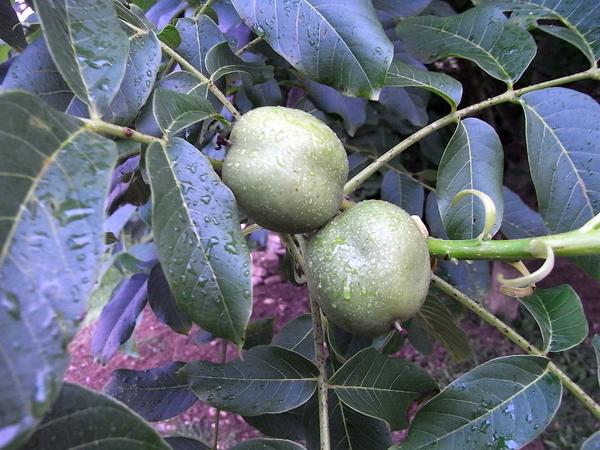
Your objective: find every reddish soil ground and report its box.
[65,234,600,449]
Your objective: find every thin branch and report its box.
[309,285,331,450]
[159,43,241,120]
[82,118,165,146]
[281,233,330,450]
[197,0,215,17]
[431,274,600,421]
[235,36,263,56]
[344,68,600,195]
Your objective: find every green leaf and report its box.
[153,88,217,137]
[136,71,211,137]
[380,170,425,217]
[243,317,275,350]
[103,27,162,125]
[146,138,252,345]
[104,362,197,421]
[1,37,73,110]
[158,24,181,49]
[0,0,26,51]
[416,288,472,361]
[205,41,274,84]
[33,0,130,116]
[182,345,318,415]
[520,285,588,353]
[231,0,393,100]
[385,60,463,109]
[0,91,117,449]
[582,431,600,450]
[436,118,504,239]
[501,0,600,65]
[500,186,548,239]
[243,408,306,441]
[329,348,437,430]
[396,5,536,85]
[176,16,225,75]
[592,335,600,388]
[272,314,315,360]
[304,80,367,137]
[395,355,562,450]
[520,88,600,278]
[20,383,170,450]
[230,439,307,450]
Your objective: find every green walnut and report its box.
[222,106,348,233]
[305,200,431,337]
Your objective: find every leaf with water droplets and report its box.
[20,383,170,450]
[393,355,562,449]
[104,362,197,421]
[521,87,600,278]
[1,36,73,110]
[146,138,252,346]
[176,15,226,75]
[182,345,318,416]
[0,90,117,449]
[329,347,437,430]
[230,0,393,100]
[33,0,130,117]
[519,285,588,353]
[396,5,536,85]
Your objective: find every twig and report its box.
[344,68,600,195]
[235,36,263,56]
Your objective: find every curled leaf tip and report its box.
[451,189,497,241]
[498,243,555,292]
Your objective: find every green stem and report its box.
[428,227,600,260]
[159,43,241,120]
[344,68,600,196]
[235,36,263,56]
[83,118,165,145]
[281,234,330,450]
[431,274,600,421]
[212,340,227,450]
[197,0,215,17]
